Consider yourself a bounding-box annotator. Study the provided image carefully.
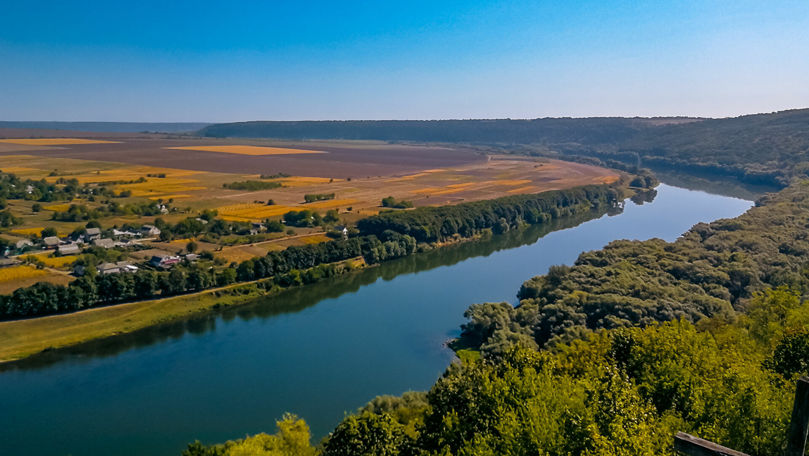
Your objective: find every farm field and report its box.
[0,265,72,294]
[0,131,620,224]
[0,129,622,295]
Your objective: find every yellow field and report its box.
[299,234,331,245]
[0,265,49,282]
[0,166,38,174]
[43,203,73,212]
[0,138,119,146]
[25,254,79,268]
[116,178,206,197]
[148,194,191,200]
[44,166,199,185]
[277,176,341,187]
[167,145,326,156]
[218,203,301,222]
[303,198,357,209]
[11,227,44,236]
[494,179,532,186]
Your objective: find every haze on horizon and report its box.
[1,0,808,123]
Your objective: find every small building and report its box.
[335,225,349,239]
[92,238,115,249]
[150,255,180,269]
[97,261,139,275]
[85,227,102,240]
[141,225,161,237]
[57,243,81,255]
[15,239,34,250]
[250,222,266,235]
[184,253,199,262]
[113,229,138,238]
[43,236,61,249]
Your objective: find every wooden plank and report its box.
[673,432,750,456]
[785,376,809,456]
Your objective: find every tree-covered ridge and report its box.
[459,181,809,354]
[199,109,809,187]
[557,108,809,186]
[357,185,622,243]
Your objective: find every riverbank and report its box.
[1,183,631,363]
[0,258,368,363]
[0,227,524,364]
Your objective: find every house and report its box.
[85,227,102,240]
[113,229,138,238]
[92,238,115,249]
[150,255,180,269]
[141,225,161,237]
[57,243,81,255]
[15,239,34,250]
[335,225,349,239]
[97,261,139,275]
[43,236,61,249]
[250,222,265,235]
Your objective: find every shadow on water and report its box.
[651,168,780,201]
[0,201,629,373]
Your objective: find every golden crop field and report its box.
[43,203,73,212]
[0,138,119,145]
[493,179,532,186]
[166,145,326,156]
[276,176,340,187]
[11,227,45,236]
[0,265,49,283]
[0,166,38,174]
[43,166,199,185]
[303,198,357,209]
[25,254,79,268]
[116,178,206,197]
[299,234,331,245]
[148,194,191,200]
[217,203,302,222]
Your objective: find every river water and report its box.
[0,184,755,455]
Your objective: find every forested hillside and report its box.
[461,180,809,354]
[184,287,808,456]
[198,109,809,186]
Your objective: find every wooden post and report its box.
[785,376,809,456]
[673,432,750,456]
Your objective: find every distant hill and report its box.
[0,121,210,133]
[199,109,809,186]
[197,117,698,144]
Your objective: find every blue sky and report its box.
[1,0,808,121]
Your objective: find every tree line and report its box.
[358,184,620,242]
[0,184,621,320]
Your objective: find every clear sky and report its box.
[1,0,808,122]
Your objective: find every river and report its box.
[0,183,756,455]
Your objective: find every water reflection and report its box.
[1,203,624,373]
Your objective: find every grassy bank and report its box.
[0,256,367,363]
[0,281,268,363]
